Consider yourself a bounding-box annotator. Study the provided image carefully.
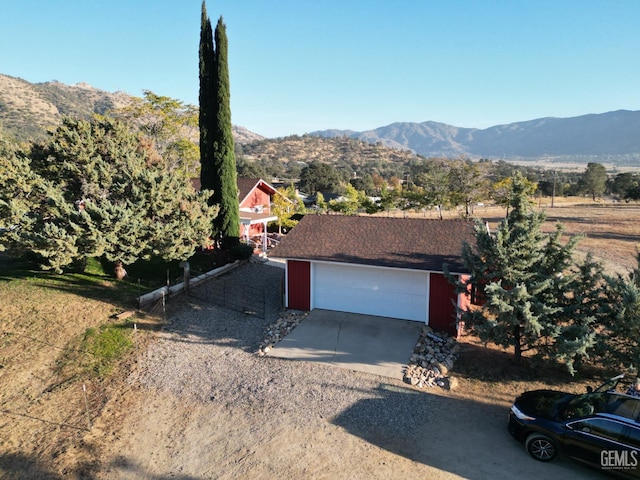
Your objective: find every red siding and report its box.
[287,260,311,310]
[240,188,271,213]
[428,273,457,336]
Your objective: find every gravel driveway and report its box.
[92,263,604,480]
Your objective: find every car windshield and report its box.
[560,392,640,421]
[593,374,625,393]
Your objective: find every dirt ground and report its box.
[80,299,604,480]
[1,200,638,479]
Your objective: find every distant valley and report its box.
[1,74,639,167]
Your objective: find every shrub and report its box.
[230,243,254,260]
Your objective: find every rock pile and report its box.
[257,311,308,355]
[404,326,460,390]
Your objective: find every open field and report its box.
[1,200,638,479]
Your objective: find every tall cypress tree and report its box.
[199,3,239,247]
[199,2,215,192]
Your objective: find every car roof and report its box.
[595,412,640,426]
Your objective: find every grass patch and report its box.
[81,322,134,377]
[57,321,135,380]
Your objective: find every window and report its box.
[620,426,640,449]
[570,418,626,442]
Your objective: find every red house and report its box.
[237,178,278,245]
[192,177,290,252]
[269,215,475,337]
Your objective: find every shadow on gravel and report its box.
[0,453,64,480]
[163,301,272,353]
[155,262,285,352]
[0,452,205,480]
[102,456,205,479]
[331,383,604,480]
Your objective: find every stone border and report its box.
[403,325,460,390]
[257,310,309,355]
[257,312,459,391]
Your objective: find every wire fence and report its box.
[190,274,283,319]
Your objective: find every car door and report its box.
[616,426,640,478]
[563,418,628,467]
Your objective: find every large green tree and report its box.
[199,3,239,247]
[18,116,217,275]
[579,162,607,201]
[447,174,603,371]
[111,90,199,175]
[299,161,343,194]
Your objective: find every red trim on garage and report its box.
[428,273,457,336]
[287,260,311,310]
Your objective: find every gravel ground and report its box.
[127,296,429,431]
[92,262,602,479]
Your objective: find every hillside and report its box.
[239,134,422,173]
[312,110,640,166]
[3,74,638,167]
[0,74,131,142]
[0,74,264,145]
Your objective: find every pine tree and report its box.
[598,252,640,369]
[447,173,602,371]
[23,116,218,275]
[199,3,239,247]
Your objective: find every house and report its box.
[268,215,476,337]
[192,177,290,252]
[237,178,280,250]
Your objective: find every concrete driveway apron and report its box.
[266,309,423,379]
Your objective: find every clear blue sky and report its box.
[2,0,639,138]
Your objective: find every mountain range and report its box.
[311,110,640,166]
[0,74,263,145]
[1,74,638,166]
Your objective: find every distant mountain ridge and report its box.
[312,110,640,166]
[0,74,132,142]
[0,74,264,145]
[2,74,638,166]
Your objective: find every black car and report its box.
[508,375,640,478]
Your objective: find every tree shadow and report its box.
[331,383,605,479]
[0,452,205,480]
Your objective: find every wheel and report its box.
[525,433,559,462]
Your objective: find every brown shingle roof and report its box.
[191,177,278,201]
[269,215,475,273]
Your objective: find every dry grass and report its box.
[1,199,638,478]
[388,196,640,275]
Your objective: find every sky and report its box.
[1,0,639,138]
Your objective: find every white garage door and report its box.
[313,262,428,322]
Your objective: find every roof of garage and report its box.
[269,215,476,273]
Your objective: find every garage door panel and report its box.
[314,263,427,322]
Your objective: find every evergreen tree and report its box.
[0,135,72,260]
[598,252,640,369]
[24,116,217,275]
[199,1,215,195]
[199,3,239,247]
[447,173,602,370]
[579,162,607,201]
[299,161,342,194]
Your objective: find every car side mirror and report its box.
[586,386,593,393]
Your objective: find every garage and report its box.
[313,262,428,322]
[269,215,477,337]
